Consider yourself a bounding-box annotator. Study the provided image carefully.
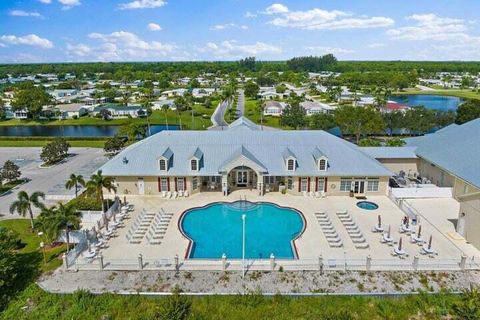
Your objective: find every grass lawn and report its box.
[0,219,67,273]
[393,88,480,100]
[244,99,283,129]
[0,139,106,148]
[0,102,217,130]
[0,179,24,194]
[0,283,467,320]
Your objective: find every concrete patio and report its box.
[73,191,480,271]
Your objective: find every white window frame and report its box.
[159,159,167,171]
[192,177,198,190]
[160,177,168,192]
[177,177,185,191]
[317,178,325,192]
[318,158,327,171]
[340,178,352,192]
[367,178,379,192]
[287,158,296,171]
[287,177,293,190]
[191,159,198,171]
[300,177,308,192]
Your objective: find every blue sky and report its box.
[1,0,480,63]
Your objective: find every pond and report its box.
[0,124,179,137]
[390,95,462,112]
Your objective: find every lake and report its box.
[390,95,462,112]
[0,124,179,137]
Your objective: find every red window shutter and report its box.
[174,177,178,192]
[324,177,328,192]
[298,177,301,192]
[167,177,170,191]
[158,177,161,192]
[315,177,318,191]
[307,177,311,192]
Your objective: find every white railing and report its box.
[67,255,480,272]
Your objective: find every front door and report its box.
[137,178,145,195]
[353,180,365,194]
[236,170,248,187]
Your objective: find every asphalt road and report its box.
[209,99,230,130]
[0,147,108,220]
[236,89,245,117]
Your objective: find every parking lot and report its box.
[0,147,108,220]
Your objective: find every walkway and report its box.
[236,89,245,117]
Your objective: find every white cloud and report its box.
[148,23,162,31]
[198,40,282,59]
[9,10,42,17]
[386,14,480,60]
[0,34,53,49]
[86,31,176,61]
[264,3,289,15]
[387,14,468,41]
[66,43,92,57]
[245,11,257,18]
[58,0,81,9]
[306,46,354,54]
[265,4,394,30]
[210,23,248,31]
[118,0,166,10]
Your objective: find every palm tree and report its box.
[65,173,85,198]
[36,203,80,246]
[161,104,169,130]
[9,191,45,231]
[255,99,265,130]
[86,170,117,212]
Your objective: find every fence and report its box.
[64,197,120,268]
[67,254,480,272]
[390,187,452,199]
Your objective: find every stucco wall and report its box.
[453,179,480,199]
[418,159,456,187]
[460,195,480,248]
[376,158,419,175]
[111,175,389,196]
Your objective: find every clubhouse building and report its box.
[99,117,392,197]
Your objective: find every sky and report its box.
[1,0,480,63]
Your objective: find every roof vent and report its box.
[122,157,128,165]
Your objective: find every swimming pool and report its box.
[357,201,379,210]
[180,201,305,259]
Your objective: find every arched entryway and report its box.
[229,165,258,189]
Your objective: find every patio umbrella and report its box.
[87,239,91,252]
[105,216,109,231]
[123,196,127,205]
[113,212,117,223]
[417,225,422,238]
[387,225,391,239]
[378,215,382,228]
[428,235,433,250]
[398,237,403,251]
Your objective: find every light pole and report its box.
[38,232,47,265]
[242,214,246,279]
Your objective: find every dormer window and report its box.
[159,159,167,171]
[191,159,198,171]
[319,158,327,171]
[287,158,296,171]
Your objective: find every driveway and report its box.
[0,147,108,220]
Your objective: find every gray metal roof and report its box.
[405,119,480,188]
[360,147,418,159]
[99,117,392,177]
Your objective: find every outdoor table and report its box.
[411,235,424,244]
[374,225,384,233]
[84,251,96,258]
[400,225,414,234]
[382,233,393,243]
[394,248,407,256]
[422,246,436,255]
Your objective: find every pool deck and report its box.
[78,191,480,271]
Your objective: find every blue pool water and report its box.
[181,201,304,259]
[357,201,379,210]
[390,95,462,112]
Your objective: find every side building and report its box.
[99,117,392,198]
